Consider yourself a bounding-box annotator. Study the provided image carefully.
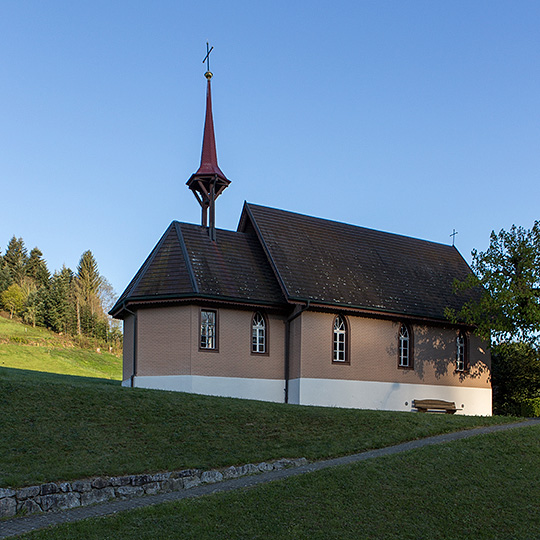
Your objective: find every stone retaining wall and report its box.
[0,458,308,518]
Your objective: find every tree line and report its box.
[0,236,121,345]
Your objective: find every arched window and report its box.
[398,324,413,368]
[252,312,266,354]
[456,332,467,371]
[333,315,348,363]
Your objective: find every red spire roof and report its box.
[191,76,228,183]
[186,58,231,236]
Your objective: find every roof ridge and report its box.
[174,222,199,294]
[245,202,457,251]
[243,203,291,301]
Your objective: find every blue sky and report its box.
[1,1,539,298]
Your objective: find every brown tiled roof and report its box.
[112,203,475,322]
[180,223,285,303]
[240,203,475,321]
[115,223,194,304]
[110,220,285,316]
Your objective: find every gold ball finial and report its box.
[205,71,213,80]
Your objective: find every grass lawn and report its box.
[0,316,59,341]
[19,424,540,539]
[1,366,518,489]
[0,316,121,380]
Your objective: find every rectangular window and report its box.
[252,329,265,353]
[200,310,217,350]
[399,341,409,367]
[334,334,346,361]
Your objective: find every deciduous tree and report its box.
[23,290,41,327]
[492,342,540,415]
[448,222,540,414]
[1,284,25,319]
[448,221,540,346]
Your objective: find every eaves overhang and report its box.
[286,296,476,330]
[110,293,288,319]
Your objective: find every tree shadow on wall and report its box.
[387,324,490,383]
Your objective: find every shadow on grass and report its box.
[0,366,120,388]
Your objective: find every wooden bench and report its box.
[413,399,458,414]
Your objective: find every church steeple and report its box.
[186,43,230,242]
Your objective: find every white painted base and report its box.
[126,376,491,416]
[288,378,492,416]
[132,375,286,403]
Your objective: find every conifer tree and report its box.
[3,237,28,286]
[0,250,11,294]
[43,266,76,334]
[0,238,119,343]
[26,248,50,288]
[76,251,103,307]
[74,250,103,335]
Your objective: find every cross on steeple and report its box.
[202,42,214,79]
[450,229,458,246]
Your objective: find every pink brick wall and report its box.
[191,307,285,380]
[294,311,490,389]
[129,305,286,380]
[137,306,192,376]
[123,305,490,390]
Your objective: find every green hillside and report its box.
[0,365,517,489]
[0,329,530,539]
[22,423,540,540]
[0,315,122,380]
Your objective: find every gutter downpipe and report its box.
[123,305,138,388]
[284,300,310,404]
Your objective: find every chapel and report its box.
[110,61,492,415]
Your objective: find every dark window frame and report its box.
[398,323,414,369]
[251,311,269,356]
[199,308,219,352]
[456,331,468,372]
[332,314,350,365]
